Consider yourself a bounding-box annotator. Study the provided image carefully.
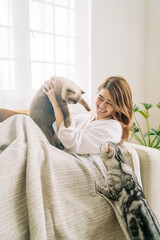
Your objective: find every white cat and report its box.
[29,76,91,148]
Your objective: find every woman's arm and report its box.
[43,80,122,155]
[53,116,122,154]
[43,78,64,130]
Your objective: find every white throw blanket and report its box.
[0,115,130,240]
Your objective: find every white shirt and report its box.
[53,113,122,155]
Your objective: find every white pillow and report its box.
[122,142,143,187]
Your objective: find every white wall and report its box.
[91,0,160,129]
[146,0,160,128]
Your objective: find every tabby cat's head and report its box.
[100,141,124,170]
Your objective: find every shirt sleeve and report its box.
[53,117,122,155]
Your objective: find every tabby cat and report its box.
[29,76,91,148]
[98,141,160,240]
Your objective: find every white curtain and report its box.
[0,0,91,109]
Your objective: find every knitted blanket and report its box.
[0,115,129,240]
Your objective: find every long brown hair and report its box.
[98,76,133,140]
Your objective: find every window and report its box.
[0,0,91,109]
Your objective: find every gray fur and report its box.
[98,141,160,240]
[29,76,90,148]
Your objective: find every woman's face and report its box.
[95,88,115,120]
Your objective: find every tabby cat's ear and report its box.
[81,90,85,94]
[118,140,124,154]
[119,140,124,147]
[106,143,111,153]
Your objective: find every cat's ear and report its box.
[119,140,124,147]
[106,142,112,153]
[118,140,124,154]
[81,90,85,94]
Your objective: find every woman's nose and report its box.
[100,102,106,108]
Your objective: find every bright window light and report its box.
[0,0,91,109]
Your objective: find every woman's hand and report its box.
[43,77,64,130]
[43,77,57,105]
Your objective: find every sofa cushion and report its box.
[128,143,160,222]
[122,142,142,187]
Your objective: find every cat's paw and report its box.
[84,103,91,112]
[64,118,71,128]
[97,185,116,199]
[125,175,135,190]
[97,185,107,195]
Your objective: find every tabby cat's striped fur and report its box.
[98,141,160,240]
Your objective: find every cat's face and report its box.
[63,88,84,104]
[60,78,85,104]
[100,141,122,170]
[54,76,91,111]
[100,142,116,159]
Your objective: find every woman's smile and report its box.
[98,108,107,113]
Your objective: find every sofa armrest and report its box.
[0,109,28,122]
[129,143,160,222]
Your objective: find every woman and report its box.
[0,76,134,240]
[43,76,133,155]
